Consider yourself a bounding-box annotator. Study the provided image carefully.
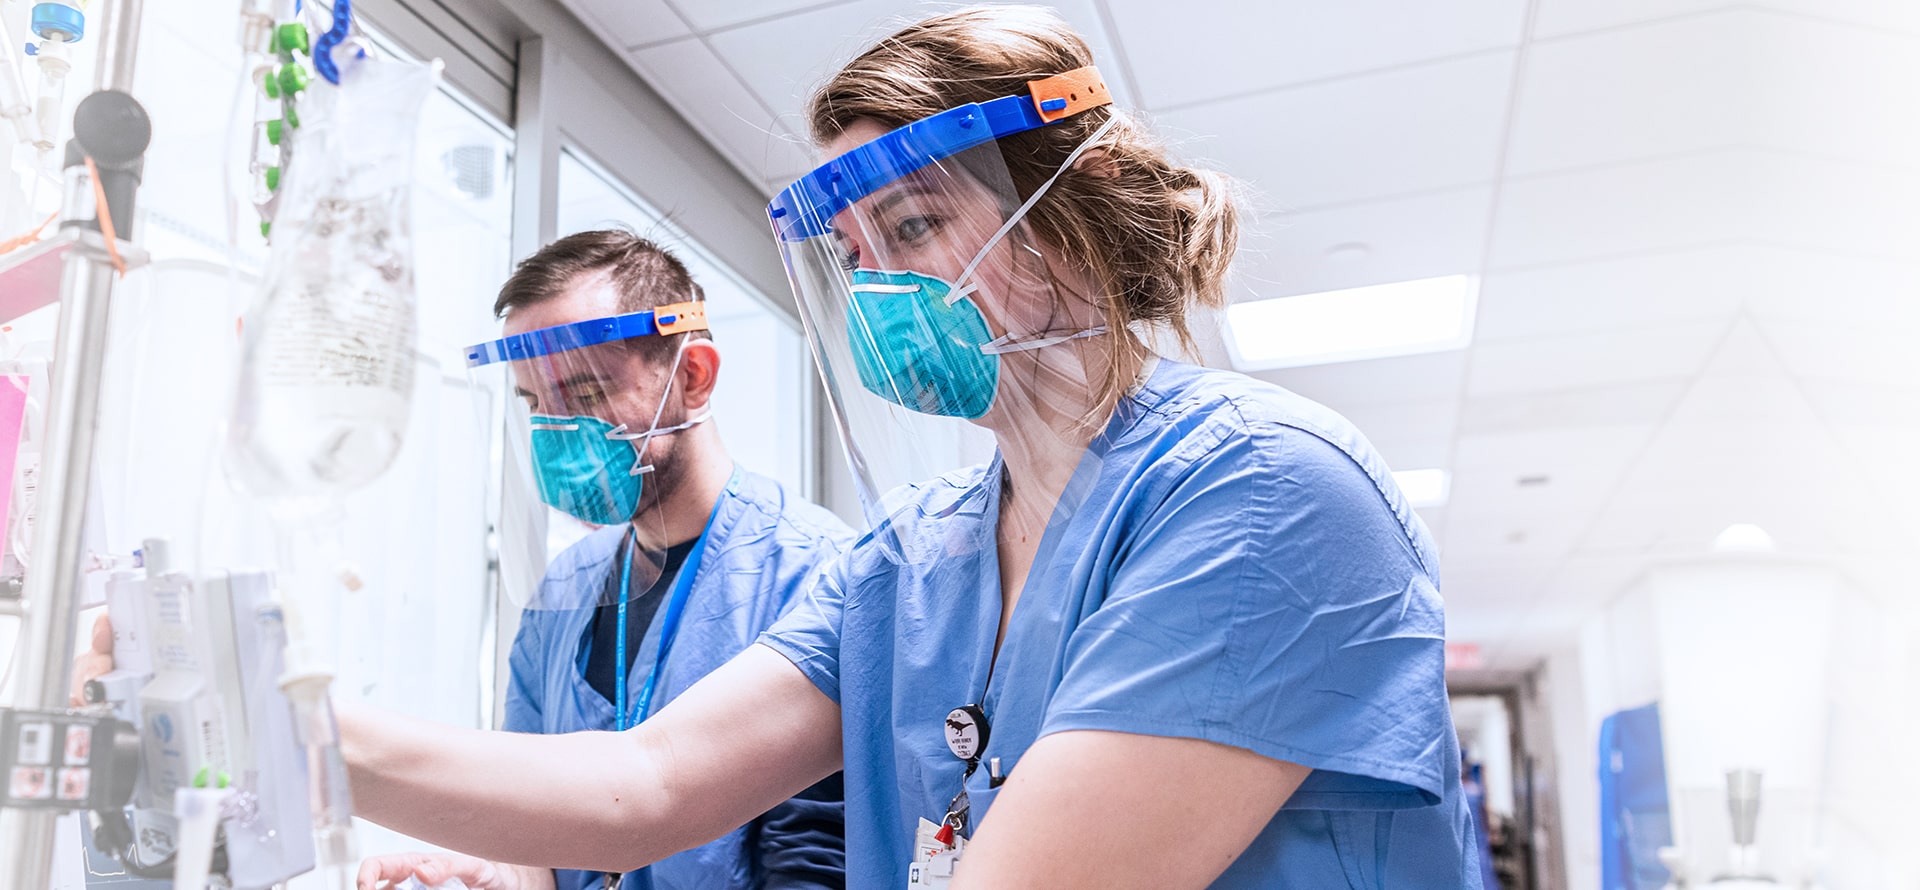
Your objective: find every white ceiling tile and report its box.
[1458,381,1687,435]
[1256,350,1468,411]
[1105,0,1529,110]
[1156,53,1513,209]
[1497,152,1920,269]
[1439,505,1589,564]
[1489,153,1749,269]
[1337,400,1461,471]
[1748,16,1920,171]
[1758,0,1920,33]
[1519,12,1920,173]
[710,0,1139,146]
[564,0,691,46]
[1539,556,1647,610]
[1758,319,1920,388]
[1804,381,1920,430]
[1475,247,1747,342]
[1466,320,1725,398]
[1231,188,1493,301]
[1530,0,1732,38]
[1437,560,1560,609]
[1747,153,1920,262]
[1661,369,1809,431]
[671,0,846,33]
[627,39,816,183]
[1536,1,1920,38]
[1447,424,1654,516]
[1508,13,1752,177]
[1740,249,1920,328]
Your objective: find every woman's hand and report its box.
[355,852,554,890]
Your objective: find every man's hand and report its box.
[356,852,554,890]
[70,613,114,706]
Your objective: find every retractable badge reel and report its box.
[939,705,989,843]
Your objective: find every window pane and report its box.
[0,14,514,732]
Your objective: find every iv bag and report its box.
[227,53,440,498]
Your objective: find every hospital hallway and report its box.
[1,0,1916,888]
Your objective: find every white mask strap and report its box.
[979,326,1109,355]
[946,114,1124,307]
[604,338,709,476]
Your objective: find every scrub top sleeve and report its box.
[756,550,852,705]
[502,611,547,734]
[1042,419,1450,808]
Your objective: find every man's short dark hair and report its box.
[494,229,711,353]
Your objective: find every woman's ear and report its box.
[678,337,722,412]
[1073,147,1121,180]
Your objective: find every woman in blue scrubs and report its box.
[350,6,1481,888]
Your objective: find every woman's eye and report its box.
[893,216,936,243]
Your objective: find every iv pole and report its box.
[0,0,147,886]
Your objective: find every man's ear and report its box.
[677,337,721,412]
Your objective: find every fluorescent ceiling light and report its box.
[1713,523,1775,553]
[1223,275,1478,370]
[1392,468,1451,509]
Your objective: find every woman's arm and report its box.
[342,644,843,874]
[951,730,1309,889]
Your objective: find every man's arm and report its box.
[343,644,843,875]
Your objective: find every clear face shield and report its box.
[770,67,1120,548]
[466,302,711,609]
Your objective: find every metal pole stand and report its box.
[0,0,148,886]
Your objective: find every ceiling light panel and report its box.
[1224,275,1478,370]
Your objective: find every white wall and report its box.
[1548,556,1919,889]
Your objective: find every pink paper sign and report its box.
[0,375,30,550]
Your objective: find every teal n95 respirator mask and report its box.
[465,299,711,610]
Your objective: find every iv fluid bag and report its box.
[227,55,439,498]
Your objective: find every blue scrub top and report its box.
[507,467,855,890]
[760,360,1482,888]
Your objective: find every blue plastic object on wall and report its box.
[1599,703,1674,890]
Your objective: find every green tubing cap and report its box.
[274,22,309,54]
[276,64,308,96]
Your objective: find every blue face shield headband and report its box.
[467,301,712,525]
[770,67,1118,419]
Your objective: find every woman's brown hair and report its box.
[810,5,1240,406]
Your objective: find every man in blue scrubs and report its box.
[372,230,852,890]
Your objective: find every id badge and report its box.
[905,817,963,889]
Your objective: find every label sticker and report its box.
[10,766,51,800]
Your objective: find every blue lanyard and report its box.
[612,485,726,733]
